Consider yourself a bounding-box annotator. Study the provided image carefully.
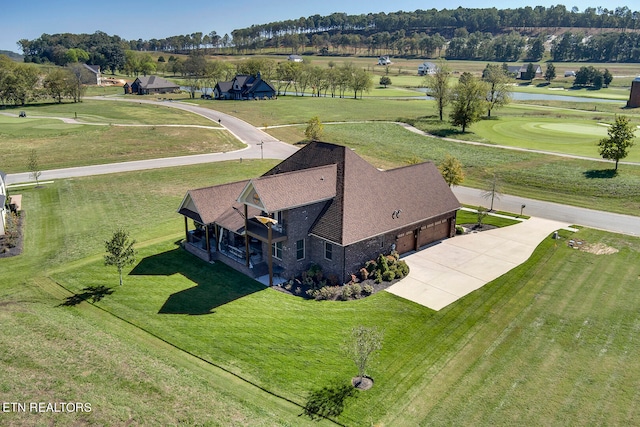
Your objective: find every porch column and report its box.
[268,224,273,287]
[184,216,189,241]
[205,225,211,261]
[214,224,220,251]
[414,228,420,251]
[244,205,250,267]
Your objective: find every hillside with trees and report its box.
[15,6,640,66]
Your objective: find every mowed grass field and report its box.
[0,100,240,172]
[2,163,639,425]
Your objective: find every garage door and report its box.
[396,231,415,254]
[418,219,450,248]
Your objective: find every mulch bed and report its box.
[0,213,24,258]
[459,223,498,233]
[271,276,402,300]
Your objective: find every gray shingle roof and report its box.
[135,75,179,90]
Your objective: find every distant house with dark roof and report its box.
[506,64,543,80]
[213,72,276,100]
[124,76,180,95]
[178,142,460,284]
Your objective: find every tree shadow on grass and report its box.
[130,248,265,315]
[302,380,358,421]
[430,128,465,138]
[59,285,114,307]
[584,169,617,179]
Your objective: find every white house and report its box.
[287,55,303,62]
[418,61,437,75]
[378,56,391,65]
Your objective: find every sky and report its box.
[1,0,634,53]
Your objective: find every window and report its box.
[296,239,305,261]
[272,241,283,260]
[324,242,333,261]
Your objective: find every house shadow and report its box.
[584,169,617,179]
[130,248,265,315]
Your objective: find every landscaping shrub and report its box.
[382,270,396,282]
[362,284,374,295]
[350,283,362,297]
[341,285,354,300]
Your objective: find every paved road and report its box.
[452,186,639,237]
[6,98,639,237]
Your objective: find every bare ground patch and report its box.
[568,239,619,255]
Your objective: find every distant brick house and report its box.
[178,142,460,285]
[124,76,180,95]
[213,72,276,100]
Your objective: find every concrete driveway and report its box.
[386,217,573,311]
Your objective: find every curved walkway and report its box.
[387,217,573,311]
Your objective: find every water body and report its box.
[509,91,624,104]
[415,87,624,104]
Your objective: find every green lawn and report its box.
[470,116,640,161]
[3,160,640,425]
[0,116,239,173]
[196,96,428,127]
[5,99,218,126]
[279,122,640,216]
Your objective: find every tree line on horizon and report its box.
[13,5,640,68]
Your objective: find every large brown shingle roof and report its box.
[243,164,337,212]
[263,142,460,246]
[180,142,460,245]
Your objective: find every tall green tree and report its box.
[350,67,373,99]
[482,64,511,118]
[438,155,465,187]
[450,72,487,132]
[424,59,451,121]
[597,115,636,171]
[104,229,137,286]
[44,68,72,103]
[523,63,536,81]
[603,68,613,87]
[544,63,556,83]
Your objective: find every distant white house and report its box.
[378,56,391,65]
[82,64,102,85]
[418,61,437,75]
[288,54,303,62]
